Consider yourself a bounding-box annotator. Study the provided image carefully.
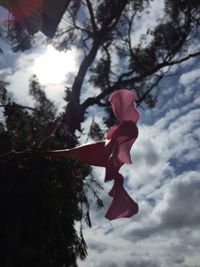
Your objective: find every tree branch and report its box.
[71,39,100,100]
[68,1,129,102]
[85,0,97,32]
[0,104,35,111]
[103,0,129,31]
[137,74,164,105]
[68,9,90,35]
[81,50,200,109]
[165,50,200,65]
[0,148,73,164]
[102,44,112,89]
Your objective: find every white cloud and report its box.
[0,46,71,111]
[78,61,200,267]
[179,68,200,86]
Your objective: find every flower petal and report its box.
[106,121,138,164]
[109,89,140,123]
[105,174,139,220]
[106,126,118,139]
[68,141,108,167]
[105,155,123,182]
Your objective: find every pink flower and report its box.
[51,89,140,220]
[103,89,140,220]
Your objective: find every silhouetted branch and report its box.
[137,74,164,104]
[81,50,200,110]
[85,0,97,32]
[0,104,35,111]
[69,1,129,102]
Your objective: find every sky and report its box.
[0,2,200,267]
[77,57,200,267]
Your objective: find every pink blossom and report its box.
[59,89,140,220]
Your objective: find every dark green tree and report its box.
[0,76,103,267]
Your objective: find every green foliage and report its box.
[0,78,100,266]
[0,158,88,266]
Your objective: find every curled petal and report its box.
[105,174,139,220]
[109,89,140,124]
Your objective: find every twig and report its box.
[0,148,72,164]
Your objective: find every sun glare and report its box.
[33,45,77,84]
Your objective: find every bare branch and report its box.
[81,50,200,110]
[67,9,90,35]
[71,39,100,100]
[106,1,129,31]
[85,0,97,32]
[68,1,130,102]
[120,50,200,86]
[165,50,200,65]
[137,74,164,105]
[102,45,112,89]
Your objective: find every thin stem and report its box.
[0,148,72,164]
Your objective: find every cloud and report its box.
[124,171,200,239]
[94,259,160,267]
[96,260,118,267]
[125,260,160,267]
[86,239,108,253]
[158,171,200,229]
[0,46,69,111]
[78,61,200,267]
[179,68,200,86]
